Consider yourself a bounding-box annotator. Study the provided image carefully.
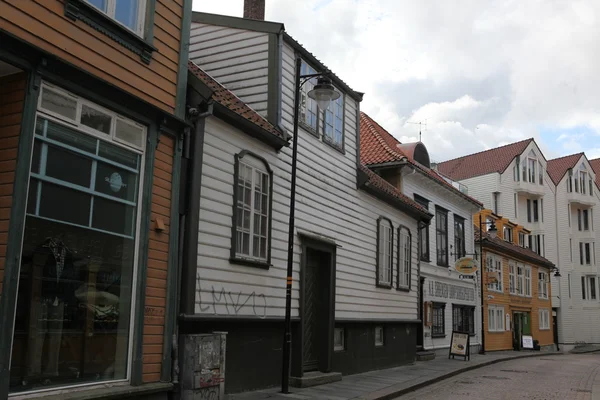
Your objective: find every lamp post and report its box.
[281,57,340,394]
[478,214,497,355]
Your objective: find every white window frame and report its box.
[488,305,505,332]
[503,226,513,242]
[85,0,147,36]
[582,275,597,301]
[334,328,345,351]
[29,81,147,390]
[38,83,146,151]
[538,271,548,299]
[377,218,393,287]
[525,266,532,297]
[517,263,525,296]
[299,61,319,132]
[398,227,411,289]
[235,157,270,262]
[375,326,384,346]
[509,261,516,294]
[323,93,344,149]
[486,253,503,293]
[528,157,536,183]
[538,308,550,330]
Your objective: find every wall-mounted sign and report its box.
[454,257,479,275]
[506,313,511,331]
[428,281,475,301]
[487,271,499,284]
[449,331,470,361]
[522,335,534,349]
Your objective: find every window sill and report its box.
[431,334,446,338]
[376,283,393,289]
[323,138,345,154]
[17,382,173,400]
[64,0,156,64]
[230,257,271,269]
[396,286,410,292]
[299,121,319,137]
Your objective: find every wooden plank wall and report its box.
[1,0,183,114]
[0,72,25,296]
[142,133,174,383]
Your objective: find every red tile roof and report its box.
[475,228,554,269]
[589,158,600,189]
[546,153,584,185]
[359,164,430,217]
[359,112,482,207]
[187,60,285,140]
[437,138,534,181]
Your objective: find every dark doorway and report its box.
[512,312,523,350]
[417,277,425,349]
[552,309,559,350]
[301,245,335,373]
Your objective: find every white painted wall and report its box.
[459,173,499,212]
[190,22,270,116]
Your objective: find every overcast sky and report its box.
[192,0,600,163]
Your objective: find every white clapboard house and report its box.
[360,113,483,357]
[181,3,433,394]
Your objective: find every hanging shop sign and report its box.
[449,331,470,361]
[454,257,479,275]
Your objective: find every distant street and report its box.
[396,354,600,400]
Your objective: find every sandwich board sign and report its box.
[522,335,534,349]
[449,331,470,361]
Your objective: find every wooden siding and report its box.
[142,134,174,383]
[0,72,25,296]
[0,0,183,114]
[189,22,270,117]
[196,115,419,321]
[482,249,554,351]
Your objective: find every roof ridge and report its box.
[360,112,406,162]
[438,137,534,165]
[547,152,585,162]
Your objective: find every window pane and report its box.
[41,118,98,154]
[115,0,140,31]
[45,145,93,188]
[38,183,91,226]
[95,162,139,202]
[92,197,136,236]
[99,141,140,170]
[86,0,107,11]
[115,118,144,149]
[80,104,112,134]
[41,88,77,121]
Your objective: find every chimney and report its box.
[244,0,265,20]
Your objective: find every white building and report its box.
[360,112,483,356]
[180,4,432,393]
[439,141,600,351]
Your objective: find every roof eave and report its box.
[191,12,284,34]
[481,238,555,269]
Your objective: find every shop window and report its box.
[374,326,384,346]
[432,303,445,337]
[9,84,146,394]
[452,305,475,335]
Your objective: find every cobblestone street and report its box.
[397,354,600,400]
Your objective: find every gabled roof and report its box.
[437,138,534,181]
[187,61,288,148]
[359,112,482,208]
[191,12,363,102]
[590,158,600,189]
[358,165,431,222]
[546,153,584,185]
[475,228,555,269]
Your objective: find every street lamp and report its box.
[478,214,497,355]
[281,58,340,394]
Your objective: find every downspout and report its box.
[553,177,561,351]
[173,100,213,390]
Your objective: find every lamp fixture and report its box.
[487,220,498,239]
[308,77,340,110]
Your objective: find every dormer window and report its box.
[579,165,587,195]
[323,94,344,150]
[527,151,537,183]
[503,226,513,242]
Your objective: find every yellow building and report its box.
[476,210,557,351]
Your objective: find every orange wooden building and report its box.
[0,0,191,398]
[476,210,557,352]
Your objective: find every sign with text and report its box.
[522,335,534,349]
[449,331,470,361]
[454,257,479,275]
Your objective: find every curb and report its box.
[360,352,563,400]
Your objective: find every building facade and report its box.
[0,0,191,398]
[181,7,431,394]
[359,113,483,357]
[475,210,555,352]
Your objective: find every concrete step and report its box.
[290,371,342,388]
[416,350,436,361]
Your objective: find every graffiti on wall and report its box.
[196,274,267,318]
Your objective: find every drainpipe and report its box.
[553,181,561,351]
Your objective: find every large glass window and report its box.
[10,85,145,394]
[432,303,445,337]
[453,215,465,260]
[397,227,411,289]
[323,95,344,149]
[452,305,475,334]
[414,195,429,261]
[85,0,146,36]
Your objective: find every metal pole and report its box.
[479,214,486,354]
[281,56,302,393]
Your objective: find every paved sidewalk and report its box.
[225,350,562,400]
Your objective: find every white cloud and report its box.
[192,0,600,161]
